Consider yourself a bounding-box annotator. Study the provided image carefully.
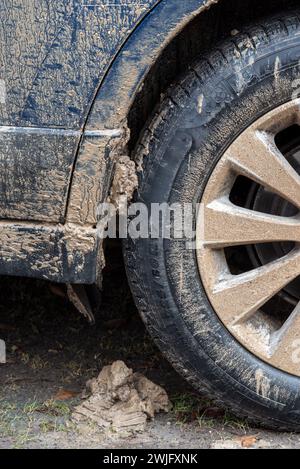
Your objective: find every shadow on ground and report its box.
[0,242,299,448]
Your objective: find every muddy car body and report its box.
[2,0,300,430]
[0,0,219,284]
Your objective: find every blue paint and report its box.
[87,0,210,129]
[0,0,160,129]
[0,1,213,130]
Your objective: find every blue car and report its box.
[1,0,300,430]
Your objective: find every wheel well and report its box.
[128,0,298,151]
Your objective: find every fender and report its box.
[86,0,220,130]
[67,0,220,223]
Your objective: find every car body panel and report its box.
[0,0,158,222]
[0,0,159,129]
[0,0,219,282]
[0,127,80,222]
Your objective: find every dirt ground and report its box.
[0,244,300,449]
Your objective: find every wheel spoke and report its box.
[198,101,300,376]
[269,302,300,372]
[203,197,300,248]
[210,249,300,325]
[227,130,300,209]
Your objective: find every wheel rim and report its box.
[197,100,300,377]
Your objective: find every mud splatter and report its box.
[197,94,204,114]
[274,56,281,86]
[255,369,271,399]
[108,156,138,209]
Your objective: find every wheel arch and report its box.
[85,0,221,132]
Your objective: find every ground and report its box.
[0,244,300,449]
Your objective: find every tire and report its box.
[124,11,300,431]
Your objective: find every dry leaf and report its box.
[240,435,258,448]
[54,389,79,401]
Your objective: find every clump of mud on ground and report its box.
[73,360,170,434]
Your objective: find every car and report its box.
[2,0,300,431]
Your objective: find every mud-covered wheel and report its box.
[124,12,300,430]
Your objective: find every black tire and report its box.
[124,11,300,431]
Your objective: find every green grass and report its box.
[0,396,75,448]
[171,392,249,431]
